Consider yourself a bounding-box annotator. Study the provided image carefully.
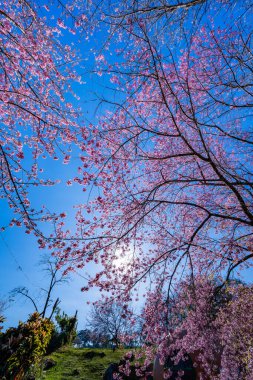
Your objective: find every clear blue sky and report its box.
[0,157,101,330]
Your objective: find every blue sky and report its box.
[0,157,101,329]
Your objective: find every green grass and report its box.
[42,347,128,380]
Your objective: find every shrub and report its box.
[0,312,53,379]
[47,310,78,353]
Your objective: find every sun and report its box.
[112,246,134,269]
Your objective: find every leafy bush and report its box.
[47,310,77,353]
[0,312,53,379]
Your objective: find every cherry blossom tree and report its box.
[57,1,252,378]
[0,0,80,236]
[56,2,253,285]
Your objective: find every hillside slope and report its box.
[43,347,127,380]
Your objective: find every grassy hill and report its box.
[42,347,128,380]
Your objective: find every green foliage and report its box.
[55,310,77,344]
[0,312,53,379]
[47,310,78,353]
